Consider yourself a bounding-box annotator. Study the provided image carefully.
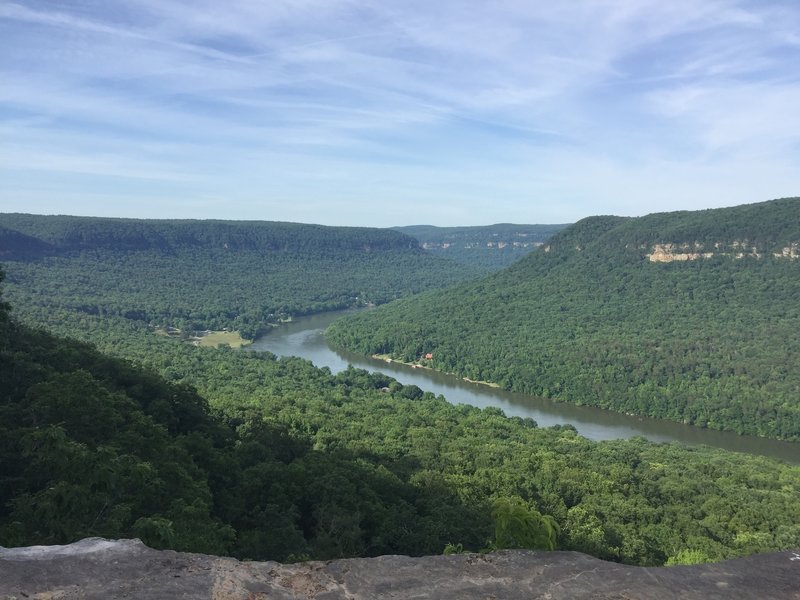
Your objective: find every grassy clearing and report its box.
[196,331,252,348]
[153,327,251,348]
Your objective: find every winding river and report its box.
[250,310,800,464]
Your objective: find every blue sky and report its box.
[2,1,800,226]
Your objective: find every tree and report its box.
[490,496,559,551]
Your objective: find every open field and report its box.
[195,330,251,348]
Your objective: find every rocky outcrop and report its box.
[646,239,800,262]
[647,243,715,262]
[1,538,799,599]
[774,243,800,259]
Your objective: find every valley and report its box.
[1,204,799,569]
[6,4,800,595]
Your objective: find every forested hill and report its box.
[0,214,419,257]
[541,198,798,259]
[327,197,800,441]
[0,213,480,338]
[393,223,568,270]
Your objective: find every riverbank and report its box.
[372,353,502,388]
[247,308,800,463]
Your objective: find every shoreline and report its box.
[371,353,501,388]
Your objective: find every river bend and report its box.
[249,310,799,464]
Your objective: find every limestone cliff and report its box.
[646,240,799,262]
[1,538,799,599]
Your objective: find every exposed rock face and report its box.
[1,539,799,600]
[774,243,800,259]
[646,240,800,262]
[647,243,715,262]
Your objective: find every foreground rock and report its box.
[1,539,799,599]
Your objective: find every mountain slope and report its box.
[0,214,480,338]
[327,198,800,440]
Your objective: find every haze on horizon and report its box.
[2,1,800,227]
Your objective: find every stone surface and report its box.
[1,539,799,600]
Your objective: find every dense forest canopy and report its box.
[0,214,481,338]
[0,214,428,255]
[393,223,568,270]
[1,268,799,566]
[327,198,800,441]
[2,201,799,567]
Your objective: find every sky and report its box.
[2,1,800,227]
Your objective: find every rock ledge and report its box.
[1,538,799,599]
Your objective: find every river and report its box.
[249,310,800,464]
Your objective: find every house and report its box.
[424,353,433,360]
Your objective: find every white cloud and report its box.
[1,0,799,224]
[648,82,800,154]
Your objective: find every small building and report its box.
[424,353,433,360]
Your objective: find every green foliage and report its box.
[132,517,176,549]
[0,324,234,554]
[442,542,465,555]
[489,496,559,551]
[0,267,9,322]
[665,549,712,566]
[2,202,800,568]
[1,299,799,566]
[328,198,800,440]
[0,214,480,339]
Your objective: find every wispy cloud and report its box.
[1,0,799,225]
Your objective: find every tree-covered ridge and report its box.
[327,198,800,440]
[2,278,799,567]
[0,214,421,256]
[394,223,569,270]
[544,197,800,257]
[0,214,480,338]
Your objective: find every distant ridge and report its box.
[0,213,480,339]
[393,223,569,269]
[0,214,420,257]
